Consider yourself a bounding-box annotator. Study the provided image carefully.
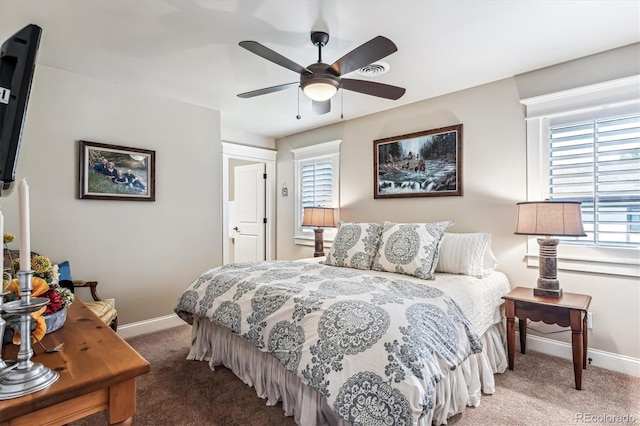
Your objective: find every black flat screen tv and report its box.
[0,24,42,196]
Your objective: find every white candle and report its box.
[18,178,30,272]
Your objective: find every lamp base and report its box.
[534,287,563,298]
[534,277,563,298]
[535,238,563,298]
[313,228,325,258]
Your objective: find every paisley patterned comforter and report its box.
[175,260,483,425]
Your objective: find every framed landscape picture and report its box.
[373,124,463,199]
[79,140,155,201]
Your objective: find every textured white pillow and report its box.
[372,221,453,280]
[324,222,383,270]
[435,232,499,278]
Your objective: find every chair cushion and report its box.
[85,300,117,326]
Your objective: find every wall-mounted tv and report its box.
[0,24,42,197]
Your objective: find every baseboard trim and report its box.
[117,314,186,340]
[518,332,640,377]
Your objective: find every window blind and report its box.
[300,160,333,225]
[549,113,640,247]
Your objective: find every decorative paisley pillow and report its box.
[324,222,383,270]
[372,221,454,280]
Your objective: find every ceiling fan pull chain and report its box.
[340,86,344,119]
[296,87,301,120]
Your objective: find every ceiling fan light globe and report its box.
[302,81,338,101]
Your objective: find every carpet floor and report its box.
[70,324,639,426]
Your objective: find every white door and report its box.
[232,163,266,262]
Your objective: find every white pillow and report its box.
[324,222,383,270]
[435,232,499,278]
[372,221,453,280]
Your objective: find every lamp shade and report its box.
[515,201,586,237]
[302,207,337,228]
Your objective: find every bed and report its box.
[175,222,511,425]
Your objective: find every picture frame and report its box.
[79,140,156,201]
[373,124,463,199]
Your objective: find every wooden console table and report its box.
[503,286,591,390]
[0,299,150,425]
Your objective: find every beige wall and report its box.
[1,65,223,325]
[222,128,275,151]
[515,43,640,99]
[275,46,640,359]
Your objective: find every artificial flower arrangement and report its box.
[2,232,74,344]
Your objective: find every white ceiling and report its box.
[2,1,639,139]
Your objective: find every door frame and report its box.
[221,141,276,264]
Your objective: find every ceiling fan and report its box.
[237,31,405,115]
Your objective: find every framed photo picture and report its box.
[79,140,155,201]
[373,124,463,199]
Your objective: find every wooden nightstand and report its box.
[502,286,592,390]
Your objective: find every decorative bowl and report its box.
[44,306,67,334]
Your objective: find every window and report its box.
[548,111,640,248]
[292,140,341,244]
[521,75,640,276]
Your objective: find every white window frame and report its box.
[292,140,341,246]
[521,75,640,277]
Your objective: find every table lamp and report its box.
[515,201,586,297]
[302,207,336,257]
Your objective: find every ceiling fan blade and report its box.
[237,82,299,98]
[341,79,406,100]
[239,41,312,75]
[312,100,331,115]
[329,36,397,76]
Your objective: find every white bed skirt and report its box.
[187,317,508,425]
